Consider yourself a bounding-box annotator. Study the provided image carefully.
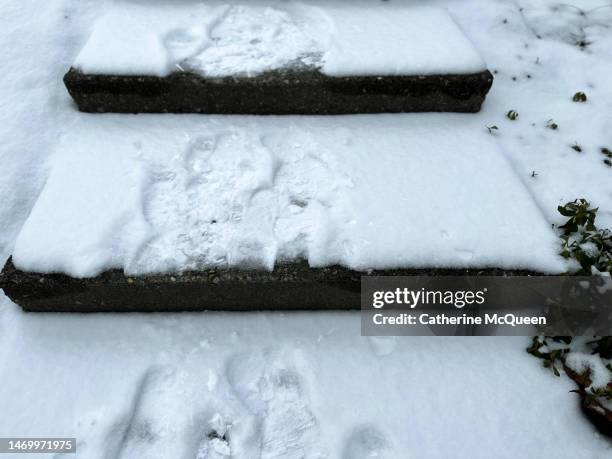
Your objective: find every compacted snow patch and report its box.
[12,115,566,277]
[73,1,486,77]
[183,3,330,77]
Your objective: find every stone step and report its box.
[0,258,537,312]
[64,69,493,115]
[7,115,566,298]
[64,3,493,114]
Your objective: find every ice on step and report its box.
[12,114,566,277]
[73,1,487,77]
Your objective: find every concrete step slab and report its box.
[0,258,538,312]
[64,3,493,114]
[64,68,494,115]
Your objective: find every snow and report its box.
[565,351,611,390]
[0,0,100,267]
[12,115,565,277]
[12,136,150,278]
[320,5,486,77]
[1,0,612,457]
[0,293,611,459]
[73,1,487,77]
[451,0,612,230]
[183,3,329,77]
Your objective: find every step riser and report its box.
[64,69,493,115]
[1,258,538,312]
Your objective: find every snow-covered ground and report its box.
[1,0,612,457]
[0,295,610,459]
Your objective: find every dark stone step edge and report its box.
[64,68,494,115]
[0,257,542,313]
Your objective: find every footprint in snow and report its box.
[226,348,326,459]
[105,365,204,459]
[195,413,232,459]
[164,26,210,66]
[343,426,396,459]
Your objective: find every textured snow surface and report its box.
[0,293,611,459]
[2,1,612,457]
[565,351,612,390]
[7,1,612,276]
[12,115,565,277]
[73,1,487,77]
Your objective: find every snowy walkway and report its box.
[1,0,611,457]
[0,295,611,458]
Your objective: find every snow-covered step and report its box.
[0,114,565,310]
[64,2,493,114]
